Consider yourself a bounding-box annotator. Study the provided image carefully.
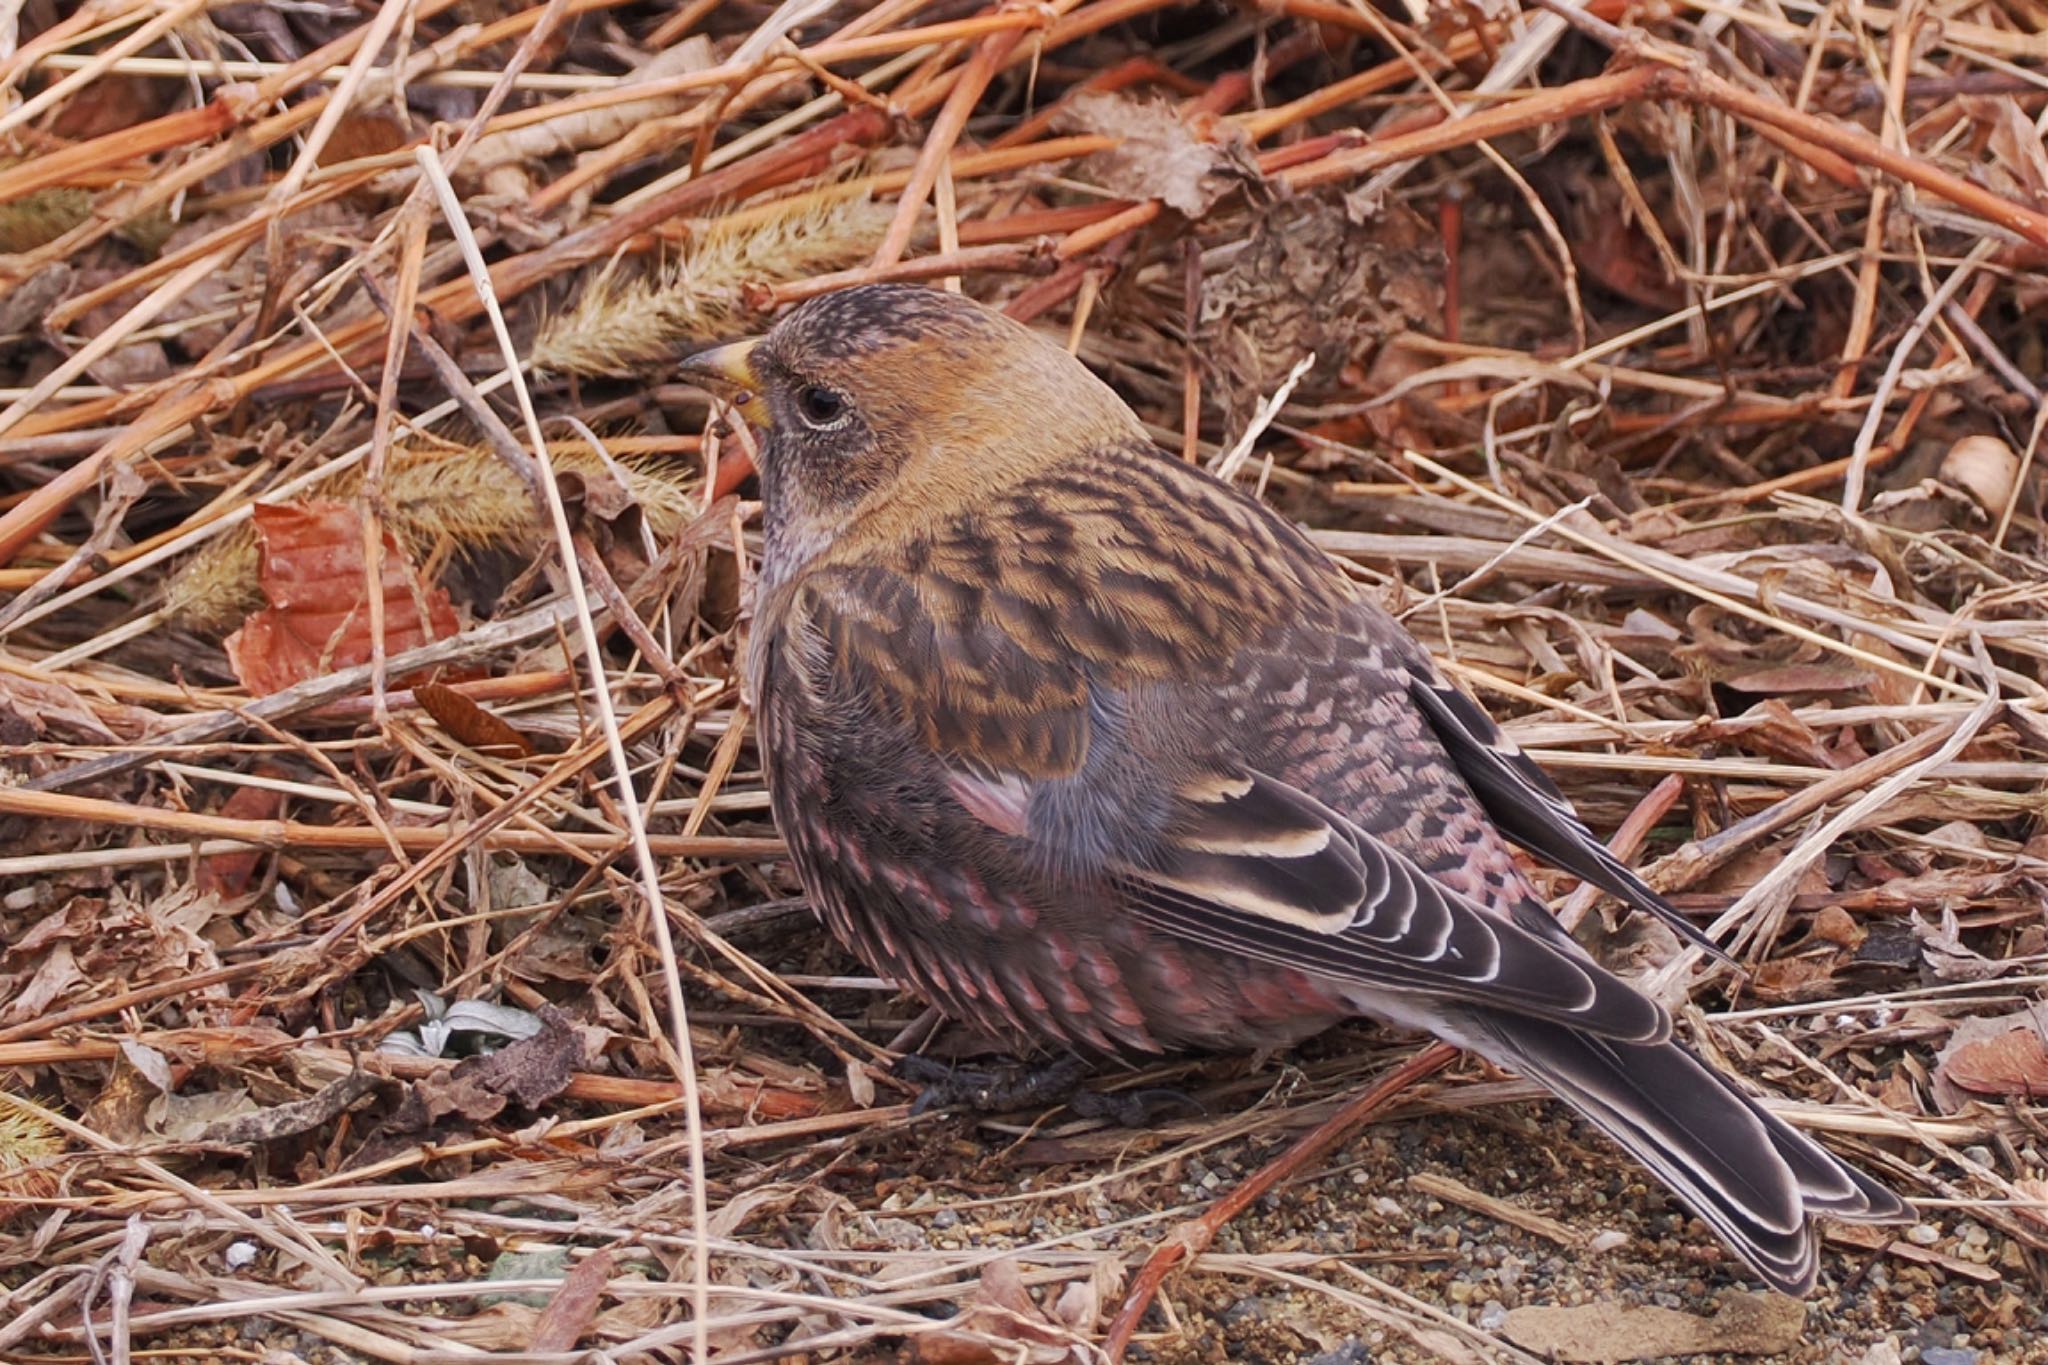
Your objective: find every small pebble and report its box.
[1372,1197,1403,1218]
[1479,1300,1509,1331]
[1305,1344,1370,1365]
[1921,1350,1978,1365]
[1908,1223,1943,1246]
[224,1241,257,1270]
[1587,1230,1629,1254]
[932,1209,959,1229]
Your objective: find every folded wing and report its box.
[1106,763,1673,1045]
[1407,670,1725,956]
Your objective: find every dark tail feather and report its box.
[1467,1014,1909,1294]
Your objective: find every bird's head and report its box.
[678,284,1144,572]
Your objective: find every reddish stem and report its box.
[1101,1042,1460,1361]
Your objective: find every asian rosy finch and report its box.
[680,284,1906,1293]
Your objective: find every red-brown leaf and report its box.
[415,682,534,757]
[196,780,285,896]
[530,1248,613,1352]
[1939,1017,2048,1097]
[224,501,460,696]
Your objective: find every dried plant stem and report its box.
[872,19,1037,268]
[0,784,780,861]
[414,142,715,1365]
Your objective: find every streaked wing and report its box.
[1405,670,1726,957]
[1110,765,1672,1045]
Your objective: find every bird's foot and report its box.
[896,1053,1091,1115]
[893,1053,1202,1125]
[1067,1086,1205,1127]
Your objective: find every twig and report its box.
[1101,1043,1459,1361]
[414,140,717,1365]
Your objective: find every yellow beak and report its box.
[678,337,768,424]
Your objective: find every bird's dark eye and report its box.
[796,384,847,428]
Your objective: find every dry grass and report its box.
[1,1,2045,1362]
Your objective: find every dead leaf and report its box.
[198,1072,381,1147]
[1938,434,2021,516]
[1721,663,1878,694]
[1715,698,1853,770]
[530,1248,612,1352]
[1749,952,1841,1003]
[382,1006,586,1134]
[0,940,84,1031]
[1055,91,1260,219]
[415,682,534,757]
[439,1302,540,1351]
[1913,908,2014,982]
[1942,1027,2048,1096]
[46,71,177,140]
[81,1040,174,1145]
[1969,97,2048,208]
[196,779,285,896]
[1924,820,1994,858]
[1933,1005,2048,1106]
[1810,904,1866,948]
[148,1086,258,1142]
[4,898,100,959]
[2014,1178,2048,1232]
[2,889,231,1033]
[317,110,410,169]
[557,462,640,527]
[225,500,462,696]
[0,670,119,743]
[1503,1292,1804,1362]
[1868,477,1988,531]
[1547,168,1685,312]
[845,1058,875,1109]
[911,1258,1092,1364]
[1198,195,1442,426]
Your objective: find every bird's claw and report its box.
[1068,1086,1205,1126]
[894,1054,1197,1121]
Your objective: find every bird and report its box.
[677,282,1908,1295]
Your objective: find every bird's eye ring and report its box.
[796,384,849,429]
